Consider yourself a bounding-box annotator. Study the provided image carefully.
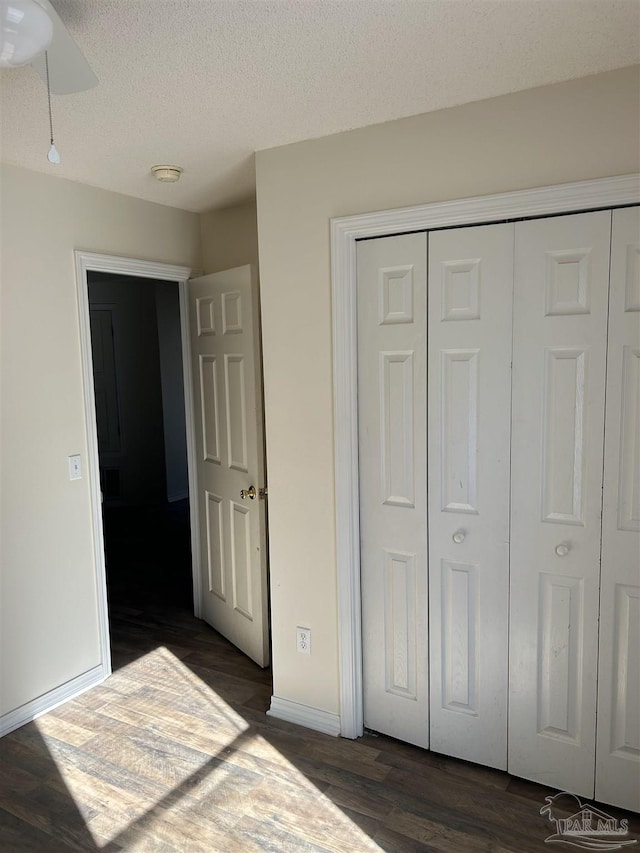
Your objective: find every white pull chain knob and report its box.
[555,543,570,557]
[452,529,466,544]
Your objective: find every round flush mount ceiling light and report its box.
[151,165,183,183]
[0,0,53,67]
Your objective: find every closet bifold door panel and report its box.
[427,224,513,769]
[357,233,429,748]
[595,207,640,813]
[508,210,612,797]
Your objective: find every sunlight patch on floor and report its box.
[36,646,384,851]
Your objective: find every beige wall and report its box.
[255,67,640,716]
[200,199,259,274]
[0,164,201,718]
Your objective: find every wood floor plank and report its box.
[244,776,382,853]
[0,782,99,852]
[43,761,157,831]
[371,823,450,853]
[233,812,339,853]
[88,797,238,853]
[323,783,398,822]
[381,806,506,853]
[1,728,67,782]
[0,757,41,798]
[368,733,510,792]
[0,805,81,853]
[180,647,272,686]
[35,714,100,748]
[97,697,290,776]
[18,733,174,807]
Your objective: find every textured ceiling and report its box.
[1,0,638,212]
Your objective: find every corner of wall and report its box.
[199,198,259,274]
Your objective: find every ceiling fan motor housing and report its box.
[0,0,53,67]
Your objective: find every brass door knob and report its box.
[240,485,256,500]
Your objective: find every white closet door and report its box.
[427,224,513,769]
[509,211,612,796]
[357,233,429,748]
[595,207,640,812]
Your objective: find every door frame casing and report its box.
[331,174,640,739]
[75,251,197,680]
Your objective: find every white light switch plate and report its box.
[68,454,82,480]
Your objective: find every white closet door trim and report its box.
[331,174,640,739]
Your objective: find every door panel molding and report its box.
[441,559,478,715]
[199,355,222,464]
[205,490,225,599]
[440,348,480,514]
[537,572,584,742]
[380,351,415,507]
[541,346,589,526]
[383,550,418,699]
[331,174,640,739]
[75,252,193,684]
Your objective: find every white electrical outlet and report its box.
[296,626,311,655]
[68,454,82,480]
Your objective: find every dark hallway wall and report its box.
[89,274,167,506]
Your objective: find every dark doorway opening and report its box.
[102,499,192,608]
[87,272,193,619]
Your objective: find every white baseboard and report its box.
[0,664,106,738]
[267,695,341,737]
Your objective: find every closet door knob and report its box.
[452,530,466,544]
[555,542,570,557]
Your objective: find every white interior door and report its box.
[509,211,612,796]
[595,206,640,812]
[357,233,429,748]
[427,223,513,769]
[189,266,269,667]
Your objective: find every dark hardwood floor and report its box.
[1,601,638,852]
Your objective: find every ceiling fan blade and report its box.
[31,0,97,94]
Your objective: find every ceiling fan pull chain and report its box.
[45,51,60,164]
